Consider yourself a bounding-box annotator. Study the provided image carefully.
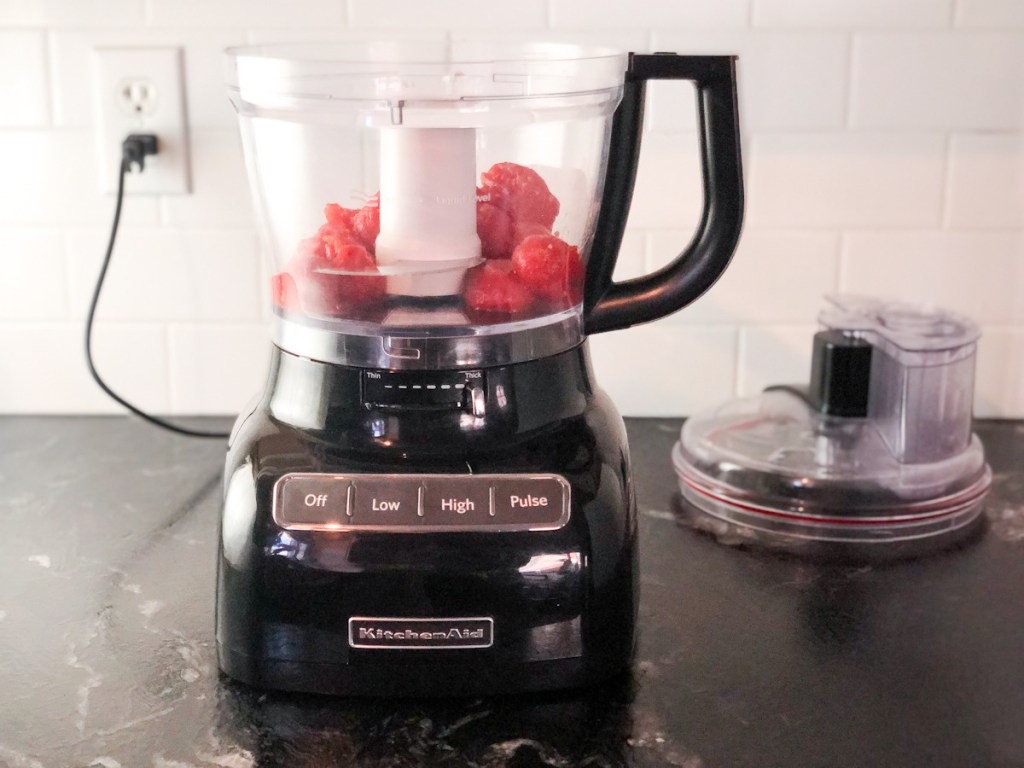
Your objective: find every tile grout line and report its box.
[939,131,955,229]
[61,229,76,321]
[835,231,849,295]
[43,29,57,128]
[843,30,856,130]
[164,321,179,414]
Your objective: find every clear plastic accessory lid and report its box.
[672,296,991,544]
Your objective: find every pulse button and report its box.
[491,478,566,527]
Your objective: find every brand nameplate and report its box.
[348,617,493,650]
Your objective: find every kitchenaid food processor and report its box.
[217,42,743,696]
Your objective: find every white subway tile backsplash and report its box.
[840,231,1024,324]
[753,0,952,28]
[167,322,269,414]
[448,28,649,51]
[590,324,738,416]
[349,0,545,29]
[1,5,1023,418]
[550,0,749,29]
[0,132,161,226]
[947,134,1024,228]
[146,0,344,28]
[648,230,839,324]
[625,132,703,230]
[0,322,168,413]
[747,133,946,228]
[0,31,49,127]
[955,0,1024,27]
[66,228,263,322]
[0,230,66,320]
[0,0,144,26]
[160,130,254,227]
[648,30,849,131]
[975,329,1024,417]
[245,28,448,44]
[737,325,816,396]
[50,28,245,129]
[850,32,1024,130]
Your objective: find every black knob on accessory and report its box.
[808,330,872,418]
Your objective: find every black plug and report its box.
[122,133,158,173]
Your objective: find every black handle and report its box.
[583,53,744,334]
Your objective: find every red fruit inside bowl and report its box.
[512,220,551,248]
[271,272,300,312]
[476,201,515,260]
[352,194,380,252]
[511,234,584,307]
[463,259,535,314]
[479,162,559,230]
[323,203,357,229]
[288,218,386,314]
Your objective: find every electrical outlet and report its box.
[94,47,191,195]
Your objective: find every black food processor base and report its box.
[216,342,637,696]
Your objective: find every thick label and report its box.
[348,617,493,650]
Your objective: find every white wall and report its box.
[1,0,1022,417]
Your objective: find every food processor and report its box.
[673,296,992,559]
[217,42,743,696]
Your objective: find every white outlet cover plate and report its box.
[94,47,191,195]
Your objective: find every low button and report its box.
[421,479,492,528]
[492,477,568,529]
[351,478,422,528]
[276,475,351,529]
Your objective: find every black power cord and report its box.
[85,134,230,440]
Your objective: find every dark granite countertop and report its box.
[1,416,1022,768]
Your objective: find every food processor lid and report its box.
[820,294,980,361]
[673,391,991,521]
[225,41,628,105]
[672,295,992,545]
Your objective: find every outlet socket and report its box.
[94,47,191,195]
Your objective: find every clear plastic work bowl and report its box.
[225,41,627,345]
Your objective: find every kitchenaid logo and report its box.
[349,617,493,649]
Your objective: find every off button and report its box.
[492,477,568,528]
[276,475,351,529]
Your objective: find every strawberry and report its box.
[289,225,385,313]
[511,234,584,307]
[271,272,300,312]
[323,203,357,229]
[318,222,365,264]
[512,220,551,248]
[479,162,559,230]
[352,193,380,252]
[476,201,514,260]
[463,259,534,314]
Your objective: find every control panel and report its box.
[273,473,570,533]
[362,369,486,415]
